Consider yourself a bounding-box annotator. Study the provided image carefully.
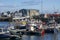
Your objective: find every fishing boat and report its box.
[8,17,27,38]
[44,20,58,33]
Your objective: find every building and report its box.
[14,11,22,18]
[29,9,39,17]
[19,9,39,17]
[1,12,11,17]
[19,9,28,17]
[13,9,39,19]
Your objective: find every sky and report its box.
[0,0,60,13]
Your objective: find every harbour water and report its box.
[0,33,60,40]
[0,22,60,40]
[0,22,10,28]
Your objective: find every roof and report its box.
[13,16,29,20]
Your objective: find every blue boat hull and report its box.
[44,28,54,33]
[25,31,41,36]
[0,34,11,38]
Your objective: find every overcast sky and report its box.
[0,0,60,13]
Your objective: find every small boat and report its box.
[44,28,54,33]
[26,23,41,36]
[44,20,57,34]
[0,28,10,38]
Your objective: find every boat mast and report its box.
[41,0,43,14]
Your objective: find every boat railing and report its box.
[0,28,9,34]
[40,24,57,29]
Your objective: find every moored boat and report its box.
[0,28,10,38]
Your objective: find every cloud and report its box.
[21,0,40,6]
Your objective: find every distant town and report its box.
[0,9,60,24]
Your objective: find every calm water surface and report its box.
[0,33,60,40]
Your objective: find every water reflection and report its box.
[22,35,40,40]
[22,34,53,40]
[0,33,60,40]
[22,34,59,40]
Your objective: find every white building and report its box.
[14,12,22,18]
